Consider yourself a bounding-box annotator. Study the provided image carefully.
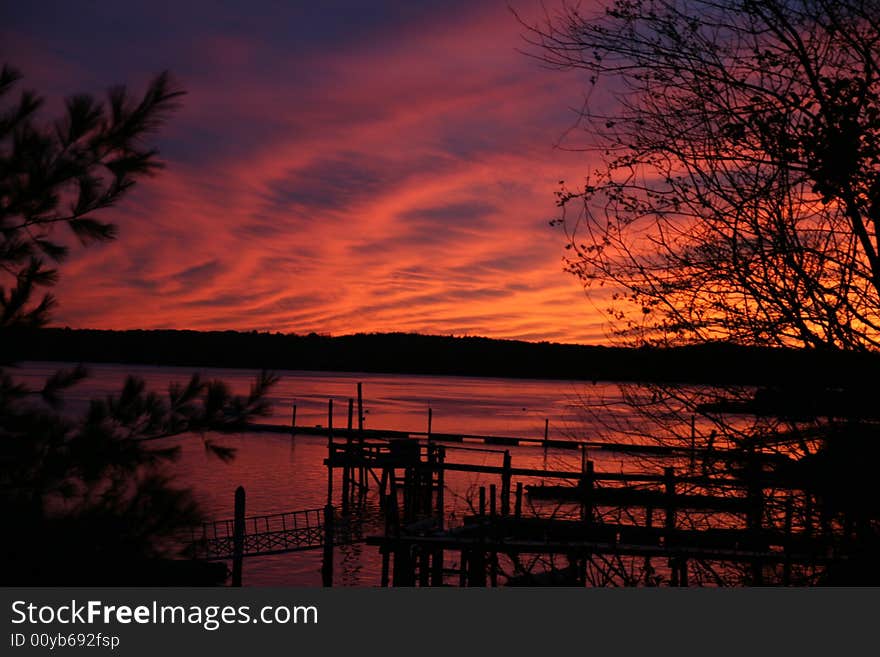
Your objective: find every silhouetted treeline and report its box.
[7,328,880,387]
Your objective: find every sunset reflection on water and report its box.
[16,361,677,585]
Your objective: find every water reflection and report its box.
[12,362,629,585]
[17,361,844,587]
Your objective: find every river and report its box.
[14,361,655,586]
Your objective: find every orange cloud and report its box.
[9,1,614,344]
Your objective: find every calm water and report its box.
[15,361,648,586]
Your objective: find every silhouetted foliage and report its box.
[522,0,880,349]
[0,66,277,584]
[1,365,278,583]
[521,1,880,582]
[0,64,183,328]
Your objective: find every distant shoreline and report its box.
[6,327,879,388]
[13,360,610,387]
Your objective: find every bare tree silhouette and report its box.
[520,0,880,349]
[519,1,880,583]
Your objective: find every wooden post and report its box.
[431,549,444,587]
[587,459,595,524]
[582,452,595,525]
[321,504,334,587]
[783,493,793,586]
[427,407,433,440]
[357,382,364,432]
[328,398,334,436]
[418,548,430,587]
[387,472,404,586]
[515,482,523,518]
[351,455,358,507]
[489,482,498,587]
[423,446,435,516]
[388,470,399,529]
[393,545,414,587]
[664,467,676,586]
[379,468,389,509]
[326,399,334,505]
[356,384,365,497]
[403,465,413,524]
[342,399,353,514]
[341,443,350,515]
[746,444,763,585]
[644,506,654,585]
[473,483,489,586]
[231,486,245,587]
[543,418,549,449]
[291,403,297,434]
[501,451,511,516]
[381,470,396,587]
[436,447,445,530]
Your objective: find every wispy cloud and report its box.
[6,0,612,343]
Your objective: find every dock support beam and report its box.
[501,451,511,515]
[664,467,677,586]
[357,383,364,432]
[326,399,334,506]
[232,486,245,587]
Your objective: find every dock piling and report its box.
[232,486,245,587]
[501,451,511,515]
[357,383,364,432]
[436,446,445,530]
[664,467,677,585]
[326,399,334,504]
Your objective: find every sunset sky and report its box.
[4,0,615,344]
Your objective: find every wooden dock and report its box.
[197,387,861,587]
[319,436,841,587]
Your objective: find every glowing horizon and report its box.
[5,1,615,345]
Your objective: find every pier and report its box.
[322,438,835,587]
[193,389,859,587]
